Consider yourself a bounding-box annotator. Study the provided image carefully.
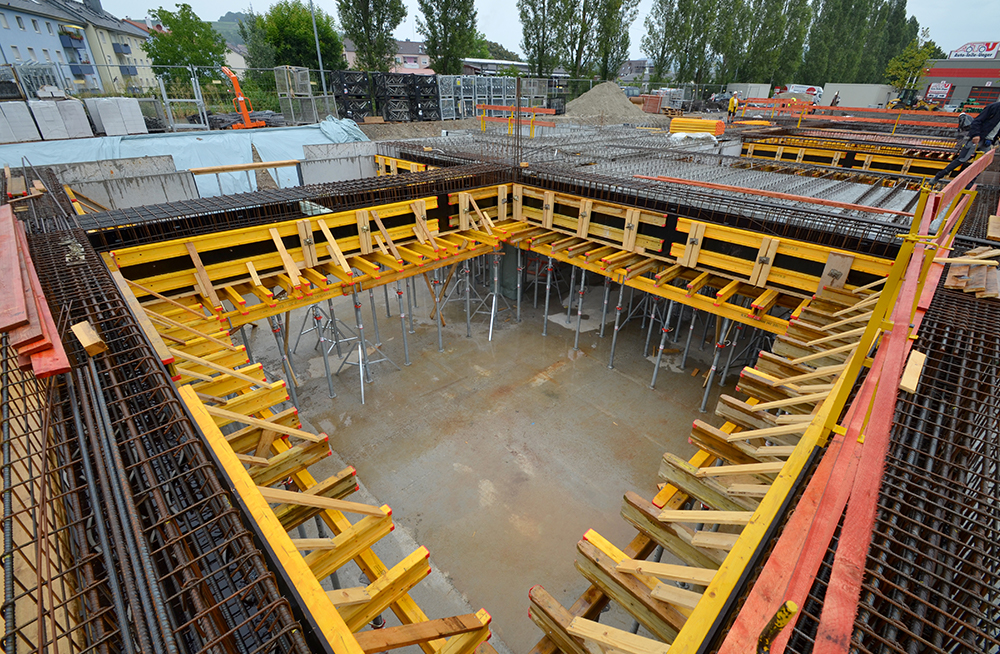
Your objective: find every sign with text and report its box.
[927,81,953,99]
[949,42,1000,59]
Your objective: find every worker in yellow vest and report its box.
[728,92,739,123]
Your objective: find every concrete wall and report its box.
[50,155,177,183]
[51,155,197,209]
[71,172,198,210]
[301,141,378,183]
[820,84,897,108]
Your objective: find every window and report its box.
[42,48,50,61]
[99,31,105,42]
[0,15,8,29]
[27,47,36,61]
[15,16,24,30]
[10,46,20,61]
[46,21,52,34]
[55,50,63,63]
[31,18,39,32]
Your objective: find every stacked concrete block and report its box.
[0,102,41,142]
[56,99,94,138]
[28,101,70,140]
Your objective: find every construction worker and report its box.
[931,100,1000,185]
[728,92,739,123]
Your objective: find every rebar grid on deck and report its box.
[782,287,1000,654]
[8,227,311,654]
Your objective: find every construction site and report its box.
[2,80,999,654]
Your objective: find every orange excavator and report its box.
[222,66,265,129]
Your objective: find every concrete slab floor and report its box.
[243,266,746,653]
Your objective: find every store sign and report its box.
[927,81,953,99]
[949,42,1000,59]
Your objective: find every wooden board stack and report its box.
[0,205,70,377]
[942,246,1000,299]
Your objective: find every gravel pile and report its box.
[566,82,647,119]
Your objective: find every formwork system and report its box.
[3,109,999,654]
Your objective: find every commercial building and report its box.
[920,40,1000,108]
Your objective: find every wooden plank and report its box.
[748,237,774,286]
[185,242,223,309]
[622,209,639,251]
[297,220,318,269]
[10,240,44,350]
[899,350,926,394]
[620,492,724,570]
[725,483,773,497]
[805,326,866,347]
[316,219,353,276]
[250,439,331,486]
[147,310,240,351]
[257,485,383,516]
[616,560,716,586]
[0,206,28,330]
[542,191,555,229]
[726,422,808,442]
[17,224,69,377]
[690,531,740,551]
[659,453,755,511]
[354,210,373,255]
[978,268,1000,299]
[694,461,785,478]
[70,321,108,356]
[497,185,508,221]
[528,586,592,654]
[167,348,264,386]
[749,391,829,412]
[818,252,854,292]
[576,200,593,238]
[513,184,524,221]
[327,587,371,608]
[340,547,432,632]
[965,265,988,293]
[657,510,753,525]
[353,614,484,653]
[575,535,684,641]
[371,210,403,262]
[111,270,174,364]
[988,215,1000,242]
[649,583,702,609]
[125,278,206,319]
[567,618,670,654]
[680,222,705,267]
[204,405,324,443]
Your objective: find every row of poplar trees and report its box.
[519,0,928,87]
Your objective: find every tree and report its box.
[518,0,568,77]
[238,10,275,70]
[487,40,522,62]
[338,0,406,72]
[142,4,226,74]
[417,0,479,74]
[640,0,675,82]
[470,31,491,59]
[560,0,597,79]
[592,0,638,80]
[259,0,347,71]
[886,29,942,92]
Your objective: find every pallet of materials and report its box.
[0,205,70,377]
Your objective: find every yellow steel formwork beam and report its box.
[179,384,366,654]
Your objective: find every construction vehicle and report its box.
[221,66,265,129]
[887,89,940,111]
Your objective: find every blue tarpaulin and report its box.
[0,116,368,196]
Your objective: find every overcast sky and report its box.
[104,0,999,65]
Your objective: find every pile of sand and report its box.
[566,82,647,119]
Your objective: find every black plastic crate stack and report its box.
[409,75,439,121]
[372,72,411,122]
[332,71,372,122]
